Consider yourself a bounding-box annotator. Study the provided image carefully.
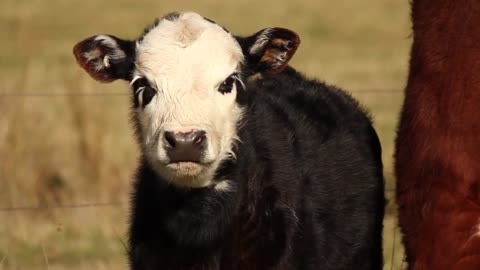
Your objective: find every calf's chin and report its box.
[155,162,215,188]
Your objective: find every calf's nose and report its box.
[163,130,206,162]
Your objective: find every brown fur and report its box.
[395,1,480,269]
[259,28,300,75]
[73,37,114,82]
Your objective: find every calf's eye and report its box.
[218,76,235,94]
[136,87,156,107]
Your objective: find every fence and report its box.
[0,89,405,270]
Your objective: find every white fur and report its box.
[129,75,143,87]
[84,35,126,71]
[94,35,126,59]
[249,28,273,54]
[132,12,245,188]
[214,180,232,192]
[463,218,480,251]
[473,219,480,238]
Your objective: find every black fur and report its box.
[128,70,385,269]
[69,15,387,270]
[202,16,230,33]
[101,36,136,81]
[73,15,386,267]
[236,28,300,76]
[164,12,181,22]
[72,35,136,82]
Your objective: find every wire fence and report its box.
[0,87,405,269]
[0,188,396,212]
[0,188,404,268]
[0,202,126,212]
[0,86,401,213]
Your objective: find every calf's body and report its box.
[73,12,385,270]
[130,68,384,269]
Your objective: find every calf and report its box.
[73,12,385,270]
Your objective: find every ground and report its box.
[0,0,409,269]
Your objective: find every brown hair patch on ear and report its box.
[73,37,117,82]
[258,28,300,75]
[73,35,134,83]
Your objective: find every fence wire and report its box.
[0,88,404,269]
[0,188,395,212]
[0,188,403,268]
[0,202,126,212]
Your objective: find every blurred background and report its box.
[0,0,410,269]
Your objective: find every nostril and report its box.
[193,131,206,145]
[164,131,176,148]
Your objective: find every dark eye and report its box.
[142,87,156,105]
[136,86,156,107]
[218,75,236,94]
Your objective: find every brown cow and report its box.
[395,1,480,269]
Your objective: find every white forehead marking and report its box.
[134,12,243,86]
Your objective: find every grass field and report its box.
[0,0,410,269]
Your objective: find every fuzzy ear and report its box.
[73,35,136,82]
[243,28,300,75]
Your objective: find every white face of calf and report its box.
[131,13,244,187]
[73,12,300,188]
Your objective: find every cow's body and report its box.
[73,12,385,270]
[395,1,480,269]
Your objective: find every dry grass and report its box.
[0,0,410,269]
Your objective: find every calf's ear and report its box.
[241,28,300,75]
[73,35,135,82]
